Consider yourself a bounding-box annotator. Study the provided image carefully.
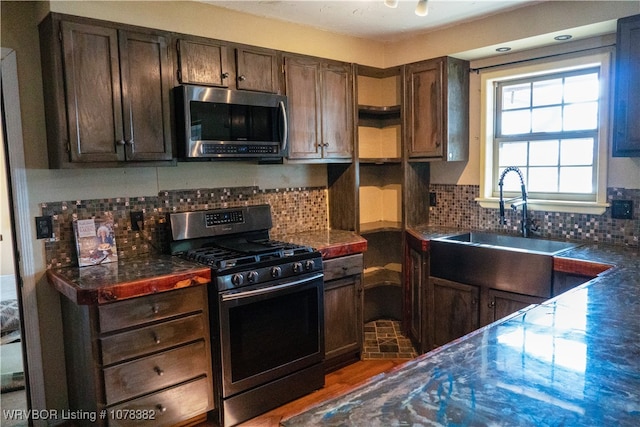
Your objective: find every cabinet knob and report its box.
[222,72,229,79]
[151,304,160,314]
[117,140,126,146]
[154,367,164,376]
[152,333,161,344]
[125,139,134,146]
[156,404,167,414]
[488,301,495,308]
[238,75,246,81]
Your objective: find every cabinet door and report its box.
[324,275,362,368]
[407,247,425,353]
[405,59,442,158]
[60,21,125,163]
[320,62,354,159]
[177,39,230,87]
[284,55,322,159]
[119,30,173,161]
[613,14,640,157]
[429,277,479,348]
[486,289,545,325]
[236,47,280,93]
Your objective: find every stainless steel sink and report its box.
[430,232,580,298]
[440,232,580,255]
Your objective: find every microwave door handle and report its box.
[279,100,288,154]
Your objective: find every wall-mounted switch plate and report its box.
[130,211,144,231]
[35,216,53,239]
[429,192,437,206]
[611,200,633,219]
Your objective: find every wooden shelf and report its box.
[358,157,402,164]
[363,267,402,289]
[360,221,403,234]
[358,105,401,128]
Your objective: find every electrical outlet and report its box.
[429,192,437,206]
[130,211,144,231]
[35,216,53,239]
[611,200,633,219]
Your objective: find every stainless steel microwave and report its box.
[176,85,288,160]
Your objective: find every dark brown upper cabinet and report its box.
[613,13,640,157]
[176,37,281,93]
[404,57,469,161]
[39,14,174,168]
[284,54,354,161]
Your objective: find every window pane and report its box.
[560,138,593,165]
[564,73,599,103]
[532,106,562,132]
[499,167,527,192]
[563,102,597,130]
[560,167,592,193]
[501,110,531,135]
[502,83,531,110]
[533,78,562,106]
[530,140,558,166]
[529,167,558,192]
[499,141,528,166]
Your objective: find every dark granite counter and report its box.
[276,229,368,260]
[284,228,640,426]
[47,255,211,305]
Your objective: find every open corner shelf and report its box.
[363,267,402,290]
[358,105,401,128]
[359,221,403,234]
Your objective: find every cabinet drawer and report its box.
[101,313,206,365]
[323,254,363,281]
[108,376,213,427]
[103,340,208,405]
[98,286,206,333]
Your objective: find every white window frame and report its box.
[476,50,612,215]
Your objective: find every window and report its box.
[478,51,611,214]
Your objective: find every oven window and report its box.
[228,286,320,382]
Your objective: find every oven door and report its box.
[218,272,324,398]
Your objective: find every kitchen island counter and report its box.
[284,228,640,426]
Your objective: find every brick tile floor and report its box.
[362,319,418,360]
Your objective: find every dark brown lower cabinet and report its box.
[428,277,480,349]
[323,254,364,373]
[483,289,545,326]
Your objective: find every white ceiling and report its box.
[206,0,538,42]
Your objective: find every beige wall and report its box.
[1,0,639,413]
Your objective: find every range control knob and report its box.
[305,260,316,271]
[293,262,303,273]
[247,271,259,283]
[270,266,282,278]
[231,273,244,286]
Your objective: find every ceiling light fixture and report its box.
[415,0,429,16]
[554,34,572,41]
[384,0,399,8]
[496,47,511,52]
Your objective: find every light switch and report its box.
[35,216,53,239]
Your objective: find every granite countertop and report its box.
[284,229,640,426]
[47,255,211,305]
[276,229,368,260]
[48,229,366,305]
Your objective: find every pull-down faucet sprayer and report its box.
[498,166,529,238]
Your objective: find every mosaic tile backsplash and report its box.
[428,184,639,248]
[42,186,327,268]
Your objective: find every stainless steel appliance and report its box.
[176,85,288,160]
[168,205,324,426]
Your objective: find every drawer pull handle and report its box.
[154,367,164,376]
[156,404,167,414]
[151,305,160,314]
[152,333,161,344]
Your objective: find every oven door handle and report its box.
[221,273,323,302]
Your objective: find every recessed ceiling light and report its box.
[554,34,572,41]
[496,47,511,52]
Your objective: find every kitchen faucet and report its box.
[498,166,529,238]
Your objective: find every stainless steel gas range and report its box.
[168,205,325,427]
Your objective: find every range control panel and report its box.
[206,210,244,227]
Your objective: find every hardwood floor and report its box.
[200,359,409,427]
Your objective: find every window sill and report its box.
[475,198,609,215]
